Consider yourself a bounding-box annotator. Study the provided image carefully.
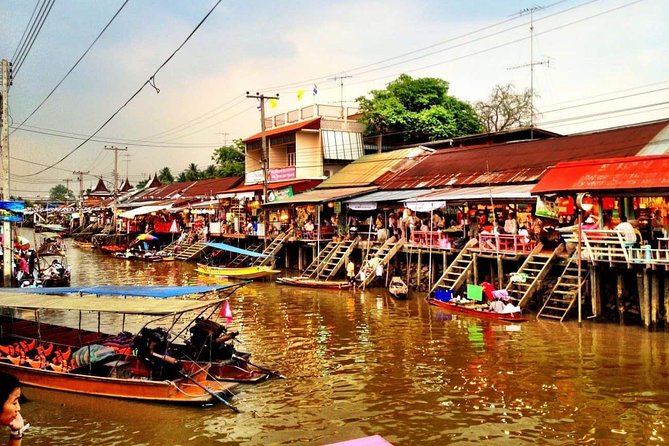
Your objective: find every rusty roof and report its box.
[243,117,321,143]
[381,119,669,189]
[131,177,242,203]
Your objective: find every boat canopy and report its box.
[205,242,268,258]
[0,284,241,298]
[0,293,228,315]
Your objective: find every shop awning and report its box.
[265,186,378,206]
[346,189,429,211]
[532,155,669,195]
[118,204,172,219]
[405,184,535,206]
[223,179,321,196]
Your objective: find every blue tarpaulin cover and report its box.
[0,284,241,298]
[205,242,268,258]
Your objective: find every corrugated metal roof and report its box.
[532,154,669,194]
[266,186,378,205]
[346,189,430,203]
[408,184,535,203]
[316,147,431,188]
[243,117,321,143]
[382,119,669,189]
[226,179,321,194]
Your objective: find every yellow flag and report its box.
[269,98,278,108]
[297,89,305,101]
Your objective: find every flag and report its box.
[219,300,233,326]
[312,84,318,95]
[297,89,305,101]
[269,98,278,109]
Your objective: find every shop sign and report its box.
[348,202,377,211]
[268,186,294,202]
[245,169,264,184]
[535,196,560,219]
[269,166,296,181]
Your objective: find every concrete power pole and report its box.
[104,145,127,230]
[73,170,89,227]
[246,92,279,247]
[1,60,12,286]
[62,178,72,204]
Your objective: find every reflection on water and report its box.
[15,237,669,445]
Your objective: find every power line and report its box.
[12,0,56,80]
[11,1,41,61]
[16,0,225,178]
[10,0,130,135]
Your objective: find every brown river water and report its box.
[12,238,669,445]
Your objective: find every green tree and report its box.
[202,165,218,179]
[183,163,200,181]
[212,139,245,177]
[474,83,533,133]
[136,179,149,189]
[49,184,75,202]
[357,74,482,144]
[158,167,175,184]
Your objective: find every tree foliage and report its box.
[49,184,75,202]
[158,167,175,184]
[356,74,482,144]
[474,83,534,133]
[212,139,245,177]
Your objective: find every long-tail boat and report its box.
[0,284,275,407]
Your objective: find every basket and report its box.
[434,289,453,302]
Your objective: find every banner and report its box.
[268,186,294,202]
[535,196,559,219]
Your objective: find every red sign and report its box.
[558,196,574,215]
[269,166,296,181]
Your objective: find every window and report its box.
[322,130,364,160]
[287,143,296,166]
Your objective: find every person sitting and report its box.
[0,371,27,444]
[615,215,637,246]
[489,295,506,313]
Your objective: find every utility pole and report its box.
[62,178,72,204]
[104,145,127,230]
[218,131,230,147]
[1,60,11,286]
[331,74,352,124]
[122,153,132,178]
[73,170,89,228]
[246,92,279,247]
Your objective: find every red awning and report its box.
[225,179,321,194]
[243,117,321,143]
[532,155,669,195]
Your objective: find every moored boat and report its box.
[276,277,352,289]
[388,276,408,299]
[196,263,280,279]
[429,297,528,322]
[0,284,270,406]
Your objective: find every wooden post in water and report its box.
[642,269,651,328]
[664,274,669,331]
[651,271,659,327]
[636,270,646,327]
[616,274,624,324]
[496,256,503,289]
[473,253,478,285]
[298,246,303,271]
[590,265,599,317]
[416,249,422,286]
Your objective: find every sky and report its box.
[0,0,667,199]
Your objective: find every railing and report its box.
[478,233,535,255]
[410,230,453,249]
[264,104,360,129]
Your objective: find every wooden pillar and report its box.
[636,270,646,327]
[496,256,503,289]
[473,253,478,285]
[417,250,422,286]
[285,245,290,270]
[590,265,599,317]
[651,271,660,327]
[616,274,624,324]
[664,272,669,331]
[641,269,651,328]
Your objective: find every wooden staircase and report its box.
[360,238,406,289]
[505,244,561,307]
[537,253,590,321]
[174,241,208,260]
[429,239,477,295]
[318,239,358,280]
[161,240,179,254]
[302,241,338,278]
[251,232,289,267]
[229,242,263,267]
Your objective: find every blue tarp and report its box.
[0,284,243,298]
[205,242,268,258]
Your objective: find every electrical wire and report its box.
[10,0,130,135]
[10,0,41,62]
[16,0,225,178]
[12,0,56,80]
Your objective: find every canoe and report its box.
[0,284,253,406]
[196,263,280,279]
[277,277,352,289]
[430,298,528,322]
[388,276,408,299]
[73,240,94,249]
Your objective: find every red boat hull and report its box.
[430,299,528,322]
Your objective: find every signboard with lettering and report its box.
[268,186,294,202]
[270,166,296,181]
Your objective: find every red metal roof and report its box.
[180,177,242,197]
[381,119,669,190]
[226,179,321,194]
[89,178,110,194]
[242,117,321,143]
[532,155,669,194]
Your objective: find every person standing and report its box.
[346,258,356,290]
[0,372,27,445]
[504,212,518,235]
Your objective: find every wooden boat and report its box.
[276,277,352,289]
[34,233,71,287]
[388,276,408,299]
[73,239,94,249]
[196,263,280,279]
[0,284,264,406]
[429,298,528,322]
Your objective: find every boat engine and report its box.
[188,317,239,361]
[134,327,181,379]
